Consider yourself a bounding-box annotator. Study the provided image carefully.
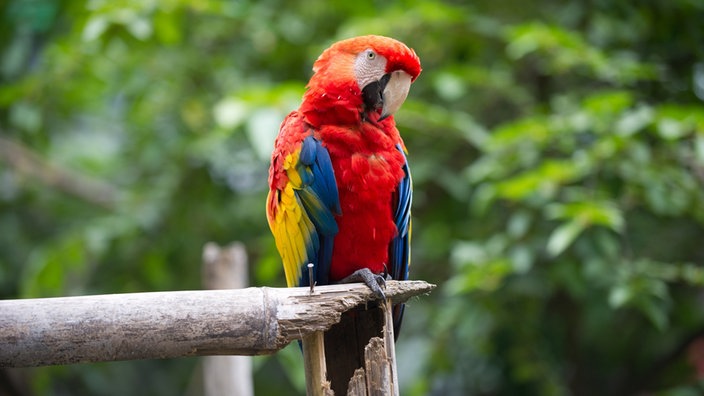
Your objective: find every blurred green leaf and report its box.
[446,258,512,293]
[546,219,586,257]
[546,201,624,231]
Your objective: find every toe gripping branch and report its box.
[338,268,388,300]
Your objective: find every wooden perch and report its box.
[0,281,434,368]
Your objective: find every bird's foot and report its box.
[339,268,387,300]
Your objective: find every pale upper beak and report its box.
[379,70,413,121]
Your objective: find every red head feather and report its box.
[301,35,421,126]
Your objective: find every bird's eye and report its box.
[366,50,376,60]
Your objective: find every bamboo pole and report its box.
[0,281,434,368]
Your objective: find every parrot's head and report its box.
[303,35,421,124]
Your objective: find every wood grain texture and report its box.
[0,280,434,367]
[326,300,401,395]
[325,303,384,395]
[346,368,367,396]
[382,299,399,396]
[303,331,332,396]
[364,337,391,396]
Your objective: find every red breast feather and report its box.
[297,35,420,281]
[318,121,406,280]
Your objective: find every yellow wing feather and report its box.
[267,149,316,287]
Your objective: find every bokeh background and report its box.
[3,0,704,395]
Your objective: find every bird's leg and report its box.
[338,268,387,300]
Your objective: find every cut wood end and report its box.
[275,280,435,347]
[382,280,436,304]
[283,280,435,305]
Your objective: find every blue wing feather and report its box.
[389,144,412,282]
[310,138,342,215]
[295,135,339,287]
[388,144,412,338]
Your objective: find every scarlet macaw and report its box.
[266,35,421,334]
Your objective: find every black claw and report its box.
[339,268,387,300]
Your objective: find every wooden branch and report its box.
[0,281,434,368]
[0,135,118,209]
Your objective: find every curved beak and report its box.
[379,70,412,121]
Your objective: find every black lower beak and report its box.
[361,73,391,114]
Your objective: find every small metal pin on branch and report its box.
[308,263,315,294]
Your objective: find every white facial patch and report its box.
[354,49,388,90]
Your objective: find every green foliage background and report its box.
[2,0,704,395]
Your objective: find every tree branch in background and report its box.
[0,135,118,209]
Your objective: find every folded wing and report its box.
[388,144,412,335]
[267,114,340,287]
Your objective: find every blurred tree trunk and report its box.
[202,242,253,396]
